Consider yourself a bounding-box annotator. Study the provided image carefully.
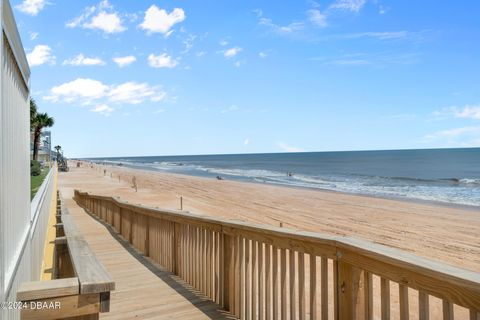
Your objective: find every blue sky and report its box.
[14,0,480,157]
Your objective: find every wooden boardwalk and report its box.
[59,188,235,320]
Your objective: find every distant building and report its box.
[30,130,52,162]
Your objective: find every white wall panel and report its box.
[1,0,34,319]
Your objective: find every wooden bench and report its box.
[17,195,115,320]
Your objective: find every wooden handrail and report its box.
[17,192,115,320]
[74,189,480,319]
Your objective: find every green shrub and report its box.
[31,160,41,176]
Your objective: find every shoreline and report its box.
[104,161,480,212]
[66,161,480,273]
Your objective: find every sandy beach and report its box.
[60,162,480,273]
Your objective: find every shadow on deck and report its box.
[87,202,236,319]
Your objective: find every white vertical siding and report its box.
[29,168,54,280]
[0,0,3,306]
[1,0,33,319]
[2,21,31,295]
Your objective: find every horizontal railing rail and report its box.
[74,190,480,320]
[17,192,115,320]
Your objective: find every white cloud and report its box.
[311,52,421,66]
[277,142,304,152]
[219,39,229,46]
[45,78,109,103]
[44,78,166,106]
[108,82,166,104]
[426,127,480,139]
[342,31,409,40]
[113,55,136,67]
[453,105,480,120]
[221,105,239,114]
[422,126,480,147]
[85,11,125,33]
[244,138,250,145]
[259,17,305,35]
[91,104,114,116]
[67,0,126,34]
[259,52,267,58]
[309,0,321,8]
[27,45,55,66]
[378,5,388,15]
[330,0,366,12]
[328,59,370,66]
[148,53,179,68]
[224,47,242,59]
[433,104,480,121]
[181,34,196,54]
[308,9,327,27]
[63,54,105,66]
[29,32,39,40]
[253,9,263,18]
[16,0,47,16]
[139,5,185,34]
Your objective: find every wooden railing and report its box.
[73,190,480,320]
[17,192,115,320]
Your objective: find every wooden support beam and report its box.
[336,259,366,320]
[364,272,373,320]
[55,242,74,279]
[399,284,409,320]
[470,310,480,320]
[173,222,181,275]
[17,278,79,301]
[321,256,327,320]
[419,292,429,320]
[100,292,111,313]
[20,293,100,320]
[223,233,233,310]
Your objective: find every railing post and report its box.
[222,232,233,311]
[173,222,180,275]
[144,214,150,257]
[54,238,74,279]
[119,207,123,236]
[336,256,367,320]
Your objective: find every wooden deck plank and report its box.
[59,188,235,320]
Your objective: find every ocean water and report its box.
[88,148,480,207]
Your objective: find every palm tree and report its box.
[30,98,38,130]
[32,112,54,160]
[54,145,62,161]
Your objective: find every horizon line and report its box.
[74,146,479,159]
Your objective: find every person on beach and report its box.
[132,176,138,192]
